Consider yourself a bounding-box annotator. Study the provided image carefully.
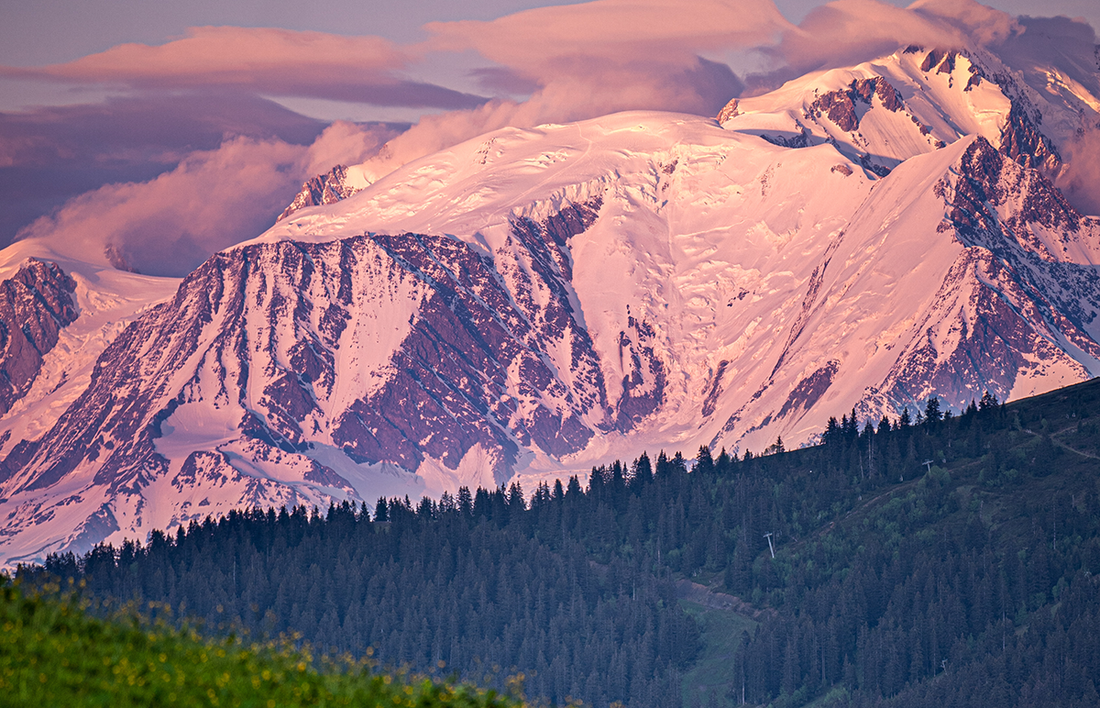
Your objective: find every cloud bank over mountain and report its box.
[13,121,402,277]
[2,0,1097,275]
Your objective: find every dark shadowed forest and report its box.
[23,379,1100,708]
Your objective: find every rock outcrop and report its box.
[0,260,77,416]
[278,165,362,221]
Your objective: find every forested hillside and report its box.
[20,379,1100,708]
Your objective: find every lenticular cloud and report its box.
[0,26,485,110]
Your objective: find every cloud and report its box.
[303,120,407,177]
[756,0,1018,82]
[1,26,486,110]
[16,137,306,276]
[14,120,405,277]
[0,92,328,247]
[0,91,326,169]
[426,0,781,114]
[910,0,1019,47]
[1056,128,1100,218]
[995,15,1100,104]
[346,0,779,183]
[426,0,794,68]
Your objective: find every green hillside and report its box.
[17,378,1100,707]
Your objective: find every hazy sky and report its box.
[0,0,1096,276]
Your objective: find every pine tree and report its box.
[925,396,942,423]
[765,436,785,456]
[632,452,653,488]
[695,445,715,475]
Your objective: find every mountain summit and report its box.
[1,46,1098,566]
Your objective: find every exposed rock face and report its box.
[809,77,904,132]
[761,126,812,149]
[716,98,740,123]
[0,260,78,416]
[278,165,362,221]
[332,199,611,472]
[877,136,1100,411]
[918,49,1061,173]
[0,197,616,562]
[944,137,1079,242]
[1000,102,1061,172]
[920,48,958,73]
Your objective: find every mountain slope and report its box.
[1,45,1099,566]
[0,260,78,417]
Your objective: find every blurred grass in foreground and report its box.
[0,578,524,707]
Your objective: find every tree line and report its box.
[24,383,1100,707]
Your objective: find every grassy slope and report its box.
[680,601,756,707]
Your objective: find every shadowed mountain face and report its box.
[0,260,77,417]
[1,45,1099,566]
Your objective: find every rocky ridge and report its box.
[722,47,1080,180]
[0,260,78,417]
[278,165,362,221]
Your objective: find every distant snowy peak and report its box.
[723,46,1087,179]
[278,164,363,221]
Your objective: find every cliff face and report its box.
[0,260,78,416]
[0,197,621,563]
[278,165,362,221]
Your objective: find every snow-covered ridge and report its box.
[0,240,180,461]
[722,47,1083,180]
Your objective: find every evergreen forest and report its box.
[18,378,1100,708]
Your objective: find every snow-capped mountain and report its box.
[1,46,1099,567]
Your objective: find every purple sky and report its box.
[2,0,1097,119]
[0,0,1096,276]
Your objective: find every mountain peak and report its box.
[278,164,362,221]
[722,45,1091,182]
